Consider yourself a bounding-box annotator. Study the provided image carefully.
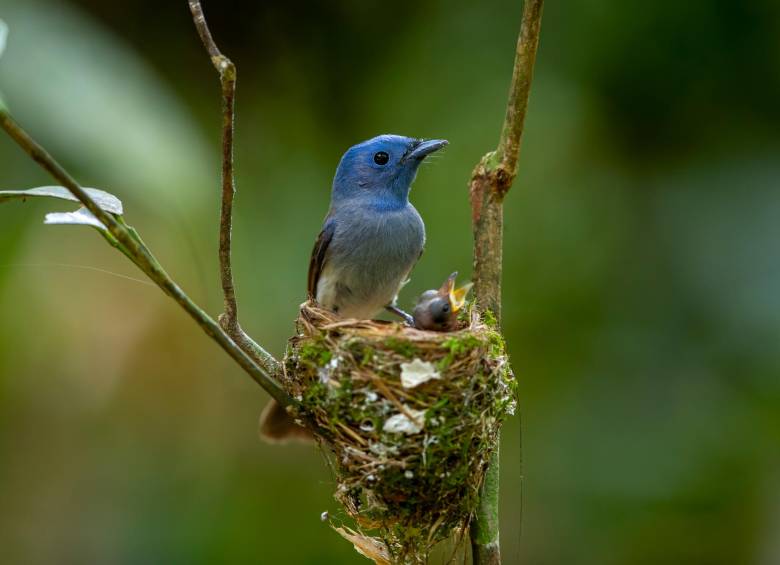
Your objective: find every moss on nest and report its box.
[282,301,516,563]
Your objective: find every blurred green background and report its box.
[1,0,779,563]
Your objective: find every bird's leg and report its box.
[385,304,415,326]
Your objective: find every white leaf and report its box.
[400,358,441,389]
[44,207,106,231]
[0,186,123,214]
[0,19,8,60]
[0,19,7,109]
[383,407,426,435]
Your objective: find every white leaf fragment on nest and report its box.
[318,356,340,385]
[400,358,441,389]
[383,407,426,435]
[369,442,398,456]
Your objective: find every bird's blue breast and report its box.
[316,201,425,318]
[366,195,409,213]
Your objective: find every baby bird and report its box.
[413,272,473,331]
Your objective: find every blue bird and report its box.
[309,134,448,322]
[260,134,447,443]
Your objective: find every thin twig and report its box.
[0,109,293,409]
[468,1,544,564]
[187,0,281,376]
[188,0,237,322]
[470,0,544,320]
[494,0,545,183]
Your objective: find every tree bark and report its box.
[469,1,544,563]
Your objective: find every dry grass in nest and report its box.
[281,301,516,563]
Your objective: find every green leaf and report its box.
[0,186,123,214]
[44,207,106,232]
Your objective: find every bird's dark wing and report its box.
[307,218,335,298]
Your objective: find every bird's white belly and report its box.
[314,203,424,320]
[316,262,400,319]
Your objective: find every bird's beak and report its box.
[438,271,458,296]
[438,272,472,313]
[449,282,473,313]
[407,139,448,161]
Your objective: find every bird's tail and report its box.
[258,399,314,444]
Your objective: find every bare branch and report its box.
[469,1,544,563]
[188,0,237,323]
[187,0,223,63]
[0,109,293,408]
[495,0,545,185]
[187,0,281,376]
[470,0,544,320]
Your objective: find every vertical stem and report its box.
[469,1,544,563]
[218,60,238,324]
[495,0,545,177]
[471,446,501,562]
[470,161,505,320]
[188,0,281,376]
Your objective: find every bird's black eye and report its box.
[373,151,389,165]
[442,303,450,312]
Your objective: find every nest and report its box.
[281,301,516,563]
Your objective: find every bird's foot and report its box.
[385,305,415,327]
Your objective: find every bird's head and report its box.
[332,134,448,209]
[436,271,473,315]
